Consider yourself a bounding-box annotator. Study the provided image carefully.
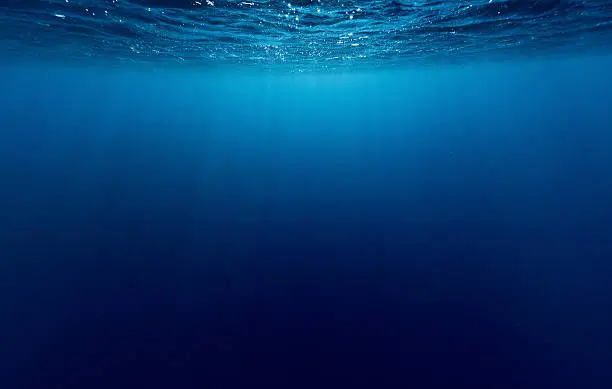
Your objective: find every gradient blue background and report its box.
[1,56,612,388]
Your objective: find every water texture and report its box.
[1,0,612,67]
[1,1,612,389]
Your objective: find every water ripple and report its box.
[1,0,611,68]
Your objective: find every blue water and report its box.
[1,1,612,389]
[2,0,612,67]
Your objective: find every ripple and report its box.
[1,0,611,68]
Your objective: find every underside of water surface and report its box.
[1,0,612,68]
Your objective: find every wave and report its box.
[1,0,611,68]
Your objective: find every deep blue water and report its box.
[2,1,612,389]
[2,0,612,67]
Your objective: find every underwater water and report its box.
[1,1,612,389]
[2,0,612,67]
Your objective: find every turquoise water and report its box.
[2,0,612,67]
[1,2,612,389]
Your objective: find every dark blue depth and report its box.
[1,1,612,388]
